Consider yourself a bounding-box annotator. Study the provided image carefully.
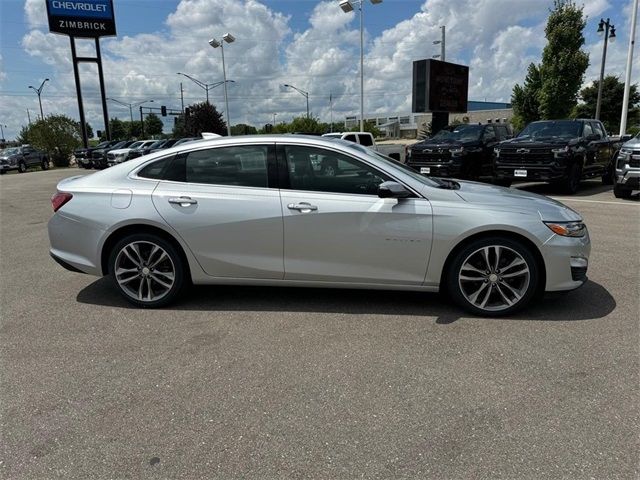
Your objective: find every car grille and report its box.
[497,147,554,165]
[410,148,452,164]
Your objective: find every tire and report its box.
[601,159,614,185]
[613,184,633,199]
[41,158,49,170]
[446,236,540,316]
[108,233,187,308]
[562,160,582,194]
[17,161,27,173]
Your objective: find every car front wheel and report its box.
[446,237,539,316]
[108,234,186,308]
[613,184,633,199]
[41,158,49,170]
[17,161,27,173]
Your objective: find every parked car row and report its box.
[74,137,200,169]
[406,119,624,195]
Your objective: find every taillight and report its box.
[51,192,73,212]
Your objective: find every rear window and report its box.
[137,155,174,179]
[358,134,374,147]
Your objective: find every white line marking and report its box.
[550,197,639,206]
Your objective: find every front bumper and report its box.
[406,161,463,178]
[494,163,566,181]
[615,168,639,189]
[541,228,591,292]
[0,163,17,172]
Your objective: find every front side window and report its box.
[184,145,269,188]
[582,122,593,137]
[591,122,604,139]
[283,145,390,195]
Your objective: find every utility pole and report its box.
[620,0,638,135]
[140,106,145,137]
[27,109,32,125]
[180,82,185,113]
[441,25,446,61]
[595,18,616,120]
[330,92,333,132]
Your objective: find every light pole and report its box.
[283,84,310,118]
[273,113,277,125]
[28,78,49,120]
[595,18,616,120]
[0,124,6,141]
[620,0,638,135]
[339,0,382,132]
[107,98,154,122]
[176,73,234,104]
[209,33,236,137]
[432,25,446,60]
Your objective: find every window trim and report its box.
[275,142,420,199]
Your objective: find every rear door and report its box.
[590,121,611,171]
[151,144,284,279]
[277,143,432,285]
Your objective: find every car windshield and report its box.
[1,147,20,155]
[517,121,582,139]
[96,141,111,148]
[111,142,126,149]
[328,139,440,187]
[430,125,484,142]
[149,140,165,149]
[128,141,143,149]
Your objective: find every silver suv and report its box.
[614,132,640,199]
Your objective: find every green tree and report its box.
[572,75,640,133]
[230,123,258,135]
[108,118,128,140]
[538,0,589,119]
[184,102,227,136]
[144,113,164,137]
[127,121,143,139]
[85,122,94,139]
[287,116,323,134]
[511,63,543,130]
[19,115,82,166]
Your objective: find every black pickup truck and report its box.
[406,123,512,180]
[493,119,618,193]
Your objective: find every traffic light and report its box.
[161,105,167,117]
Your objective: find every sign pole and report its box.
[95,38,111,140]
[70,37,89,148]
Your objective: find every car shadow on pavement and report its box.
[76,278,615,323]
[514,179,612,197]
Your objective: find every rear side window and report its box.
[137,155,174,179]
[358,134,374,147]
[343,134,357,143]
[184,145,269,188]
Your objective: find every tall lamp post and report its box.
[283,84,310,118]
[595,18,616,120]
[107,98,154,122]
[0,124,6,142]
[432,25,446,60]
[209,33,236,137]
[338,0,383,132]
[620,0,638,135]
[176,73,234,104]
[29,78,49,120]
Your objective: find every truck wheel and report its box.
[613,184,633,199]
[17,161,27,173]
[601,158,615,185]
[41,158,50,170]
[562,161,582,194]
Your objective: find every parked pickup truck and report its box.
[322,132,406,162]
[613,131,640,199]
[493,119,619,194]
[0,145,49,174]
[74,140,120,169]
[406,123,513,180]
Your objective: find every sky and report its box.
[0,0,638,140]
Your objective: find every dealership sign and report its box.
[412,59,469,113]
[46,0,116,37]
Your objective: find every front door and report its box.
[151,144,284,279]
[278,144,432,285]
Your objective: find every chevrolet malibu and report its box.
[48,135,590,315]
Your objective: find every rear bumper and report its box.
[48,212,104,276]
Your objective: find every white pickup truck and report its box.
[322,132,408,163]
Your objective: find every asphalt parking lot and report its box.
[1,168,638,479]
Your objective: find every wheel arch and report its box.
[439,229,546,294]
[100,223,192,280]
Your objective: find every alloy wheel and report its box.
[114,241,176,302]
[458,245,530,312]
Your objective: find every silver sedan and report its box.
[48,135,590,315]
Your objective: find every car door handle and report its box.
[287,202,318,213]
[168,196,198,207]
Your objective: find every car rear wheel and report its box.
[17,161,27,173]
[108,234,186,308]
[446,237,539,316]
[41,158,49,170]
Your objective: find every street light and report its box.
[595,18,616,120]
[28,78,49,120]
[0,124,6,142]
[283,84,310,118]
[107,98,154,122]
[338,0,383,132]
[176,73,234,104]
[209,33,236,136]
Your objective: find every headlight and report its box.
[544,221,587,237]
[619,148,632,155]
[450,147,464,155]
[552,146,569,156]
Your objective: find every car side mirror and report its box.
[378,181,411,199]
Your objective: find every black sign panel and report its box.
[412,59,469,113]
[46,0,116,37]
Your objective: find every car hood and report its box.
[453,180,582,222]
[413,139,480,149]
[500,136,578,148]
[0,154,17,160]
[109,148,133,155]
[621,137,640,150]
